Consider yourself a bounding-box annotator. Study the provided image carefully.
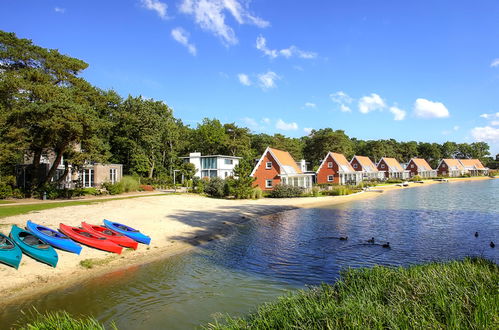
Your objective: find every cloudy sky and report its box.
[1,0,499,154]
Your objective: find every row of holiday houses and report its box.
[183,147,489,191]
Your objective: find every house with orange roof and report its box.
[458,159,489,176]
[436,159,465,177]
[350,155,385,180]
[316,152,362,185]
[376,157,410,180]
[406,158,437,178]
[250,147,314,191]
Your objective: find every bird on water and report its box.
[474,232,479,237]
[491,241,495,248]
[382,242,390,248]
[367,237,375,244]
[339,236,348,241]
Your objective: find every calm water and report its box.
[2,180,498,328]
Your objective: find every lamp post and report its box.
[173,169,181,193]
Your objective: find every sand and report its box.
[0,176,493,305]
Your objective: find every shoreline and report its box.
[0,176,494,307]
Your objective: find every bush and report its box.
[251,187,263,199]
[121,175,140,192]
[312,186,321,197]
[204,177,226,198]
[102,181,124,195]
[0,182,13,199]
[386,178,403,184]
[81,187,100,196]
[410,175,423,181]
[322,186,355,196]
[269,184,304,198]
[139,184,154,191]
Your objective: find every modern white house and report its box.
[182,152,242,179]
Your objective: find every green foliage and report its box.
[81,188,100,196]
[18,310,111,330]
[204,177,226,198]
[303,128,353,168]
[312,186,321,197]
[102,181,124,195]
[322,186,355,196]
[229,159,255,199]
[0,182,13,199]
[269,184,304,198]
[210,258,498,329]
[385,178,403,184]
[410,175,423,181]
[251,187,263,199]
[121,175,140,193]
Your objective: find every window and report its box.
[266,162,272,169]
[224,171,229,178]
[327,162,333,168]
[110,168,117,184]
[442,163,446,168]
[224,159,233,165]
[327,175,333,182]
[201,157,217,169]
[380,164,385,169]
[411,164,414,168]
[353,163,358,169]
[82,169,94,188]
[265,180,273,188]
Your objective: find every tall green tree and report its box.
[303,128,353,168]
[192,118,228,155]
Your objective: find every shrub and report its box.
[121,175,140,192]
[251,187,263,199]
[0,182,13,199]
[269,184,304,198]
[312,186,321,197]
[102,181,124,195]
[81,187,100,196]
[386,178,403,184]
[139,184,154,191]
[322,186,355,196]
[410,175,423,181]
[204,177,226,198]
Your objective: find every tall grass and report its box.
[18,310,113,330]
[209,257,498,329]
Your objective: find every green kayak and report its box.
[10,225,58,268]
[0,232,22,269]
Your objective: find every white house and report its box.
[182,152,241,179]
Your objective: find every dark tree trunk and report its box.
[40,145,66,188]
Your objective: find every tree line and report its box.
[0,31,496,192]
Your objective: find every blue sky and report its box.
[2,0,499,154]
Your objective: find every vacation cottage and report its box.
[458,159,489,176]
[436,159,465,177]
[376,157,410,180]
[316,152,362,185]
[406,158,437,178]
[250,147,314,191]
[182,152,241,179]
[350,155,385,181]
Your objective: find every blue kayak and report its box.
[10,225,58,267]
[103,219,151,245]
[0,232,22,269]
[26,220,82,255]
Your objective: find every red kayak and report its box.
[81,222,138,250]
[59,223,122,254]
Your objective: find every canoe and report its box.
[103,219,151,245]
[81,222,138,250]
[26,220,82,254]
[0,232,22,269]
[9,225,58,268]
[59,223,122,254]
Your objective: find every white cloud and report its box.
[303,127,313,134]
[276,119,298,131]
[258,71,280,89]
[242,117,258,128]
[262,117,271,124]
[304,102,316,108]
[453,125,460,131]
[179,0,268,45]
[471,126,499,143]
[491,121,499,126]
[256,35,317,59]
[54,7,65,13]
[358,93,386,114]
[340,104,351,112]
[330,91,353,112]
[237,73,251,86]
[413,98,450,118]
[389,106,406,121]
[141,0,168,19]
[171,28,197,55]
[491,58,499,68]
[480,112,499,119]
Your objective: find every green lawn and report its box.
[209,257,499,329]
[0,194,169,219]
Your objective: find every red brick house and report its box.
[316,152,362,185]
[406,158,437,178]
[250,147,314,191]
[376,157,410,180]
[436,159,465,177]
[350,155,385,180]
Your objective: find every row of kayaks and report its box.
[0,220,151,269]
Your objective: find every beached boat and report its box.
[81,222,138,250]
[0,232,22,269]
[26,220,82,254]
[59,224,123,254]
[103,219,151,245]
[9,225,58,267]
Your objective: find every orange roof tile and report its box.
[411,158,433,171]
[268,147,302,174]
[331,152,356,173]
[459,159,487,170]
[441,159,464,171]
[353,155,378,172]
[381,157,405,172]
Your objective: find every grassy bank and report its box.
[18,310,112,330]
[209,258,498,329]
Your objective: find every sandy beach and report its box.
[0,176,493,305]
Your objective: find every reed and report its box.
[18,310,112,330]
[209,257,498,329]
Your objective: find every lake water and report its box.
[2,179,498,328]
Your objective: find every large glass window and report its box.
[110,168,117,184]
[224,159,233,165]
[82,169,94,188]
[201,157,217,169]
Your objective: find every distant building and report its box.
[458,159,489,176]
[436,159,465,177]
[406,158,437,178]
[182,152,241,179]
[250,147,314,191]
[316,152,362,185]
[350,155,385,181]
[376,157,410,180]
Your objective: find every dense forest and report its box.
[0,31,497,192]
